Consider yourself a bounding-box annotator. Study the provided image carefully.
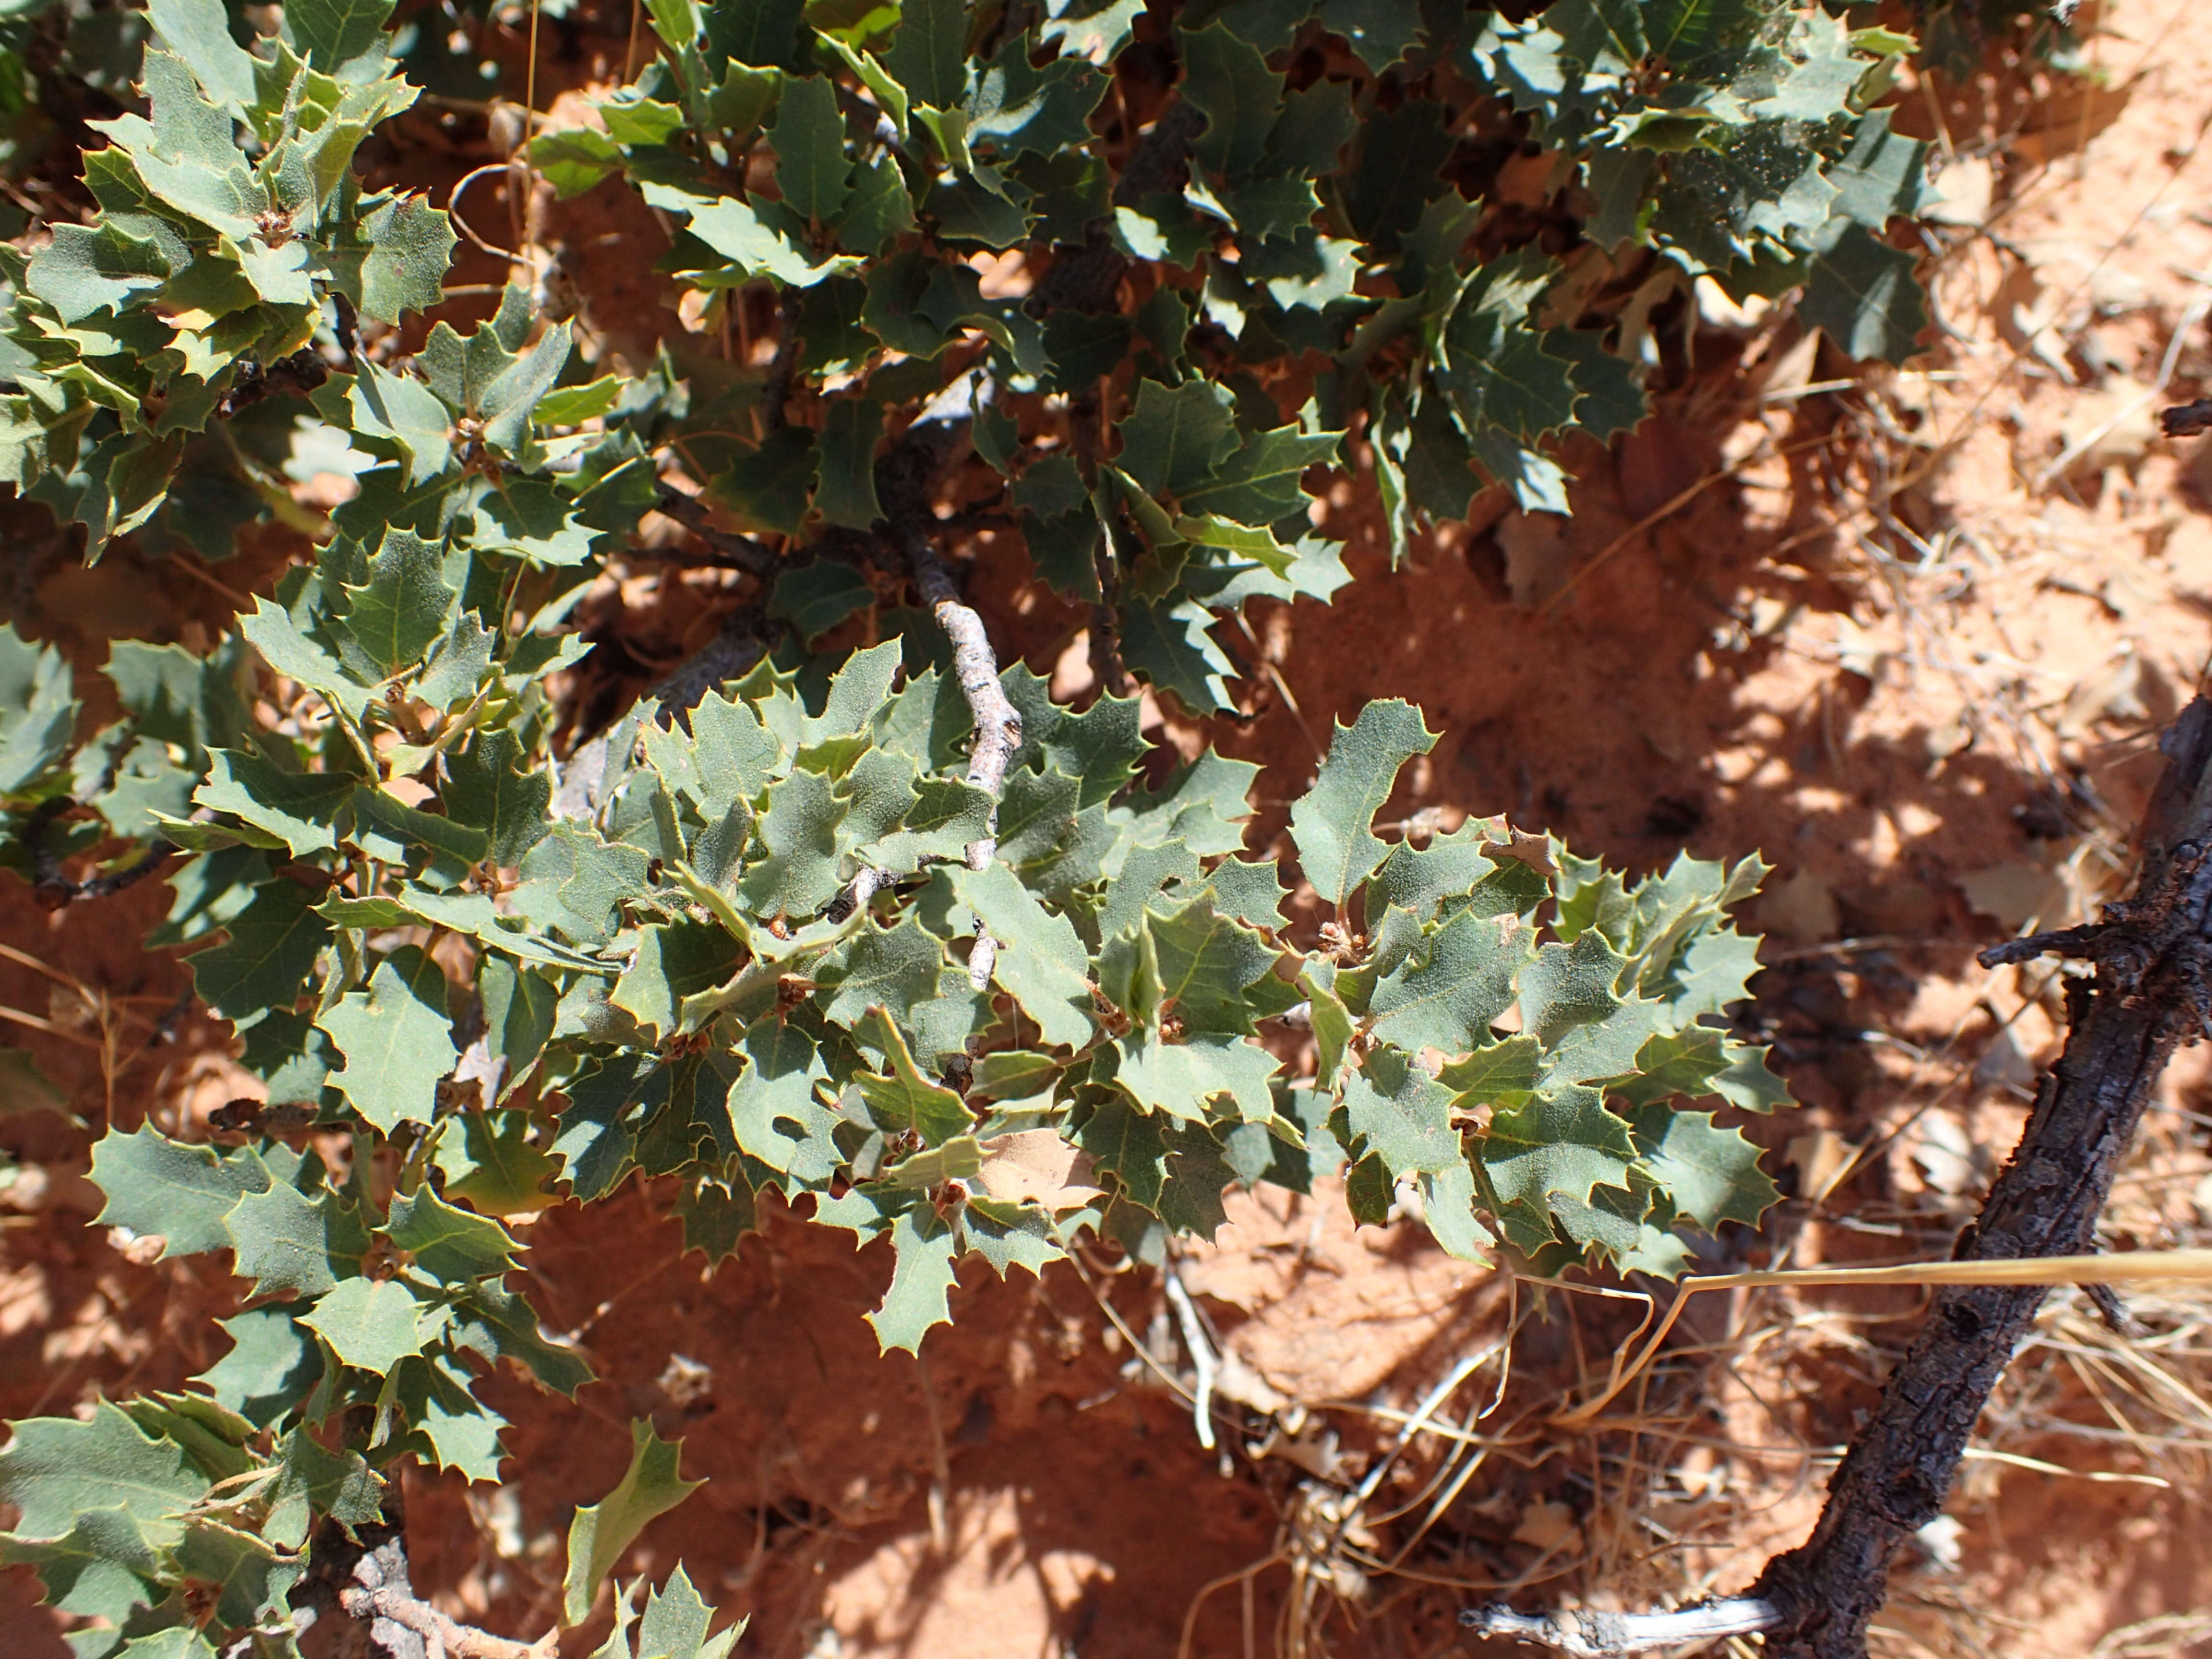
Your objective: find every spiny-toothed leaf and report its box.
[0,1505,160,1623]
[477,323,574,456]
[1175,425,1341,525]
[265,1431,383,1551]
[814,397,885,528]
[1709,1041,1792,1113]
[740,766,847,918]
[1288,700,1436,913]
[283,0,395,70]
[564,1420,705,1626]
[146,0,258,111]
[821,919,945,1032]
[867,1204,960,1353]
[354,197,453,327]
[1368,908,1530,1057]
[1178,23,1281,179]
[317,946,457,1131]
[724,1016,840,1176]
[394,1351,510,1481]
[385,1183,521,1281]
[886,0,968,110]
[611,918,745,1041]
[1479,1083,1636,1248]
[770,560,877,640]
[195,1307,324,1428]
[1115,378,1236,496]
[1097,840,1201,941]
[91,1126,272,1259]
[675,1174,757,1268]
[0,622,80,796]
[192,749,354,858]
[1627,1101,1777,1232]
[444,1280,592,1395]
[174,1517,302,1630]
[632,1563,743,1659]
[224,1178,366,1298]
[0,1403,205,1546]
[856,1007,974,1145]
[337,529,458,678]
[298,1276,424,1376]
[1802,222,1927,364]
[1605,1025,1730,1107]
[769,73,850,222]
[444,728,553,869]
[1145,898,1278,1036]
[953,863,1095,1049]
[1342,1043,1458,1176]
[1114,1031,1278,1124]
[1518,927,1627,1043]
[1544,990,1672,1085]
[1437,1035,1542,1109]
[434,1108,561,1215]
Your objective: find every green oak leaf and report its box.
[317,947,457,1131]
[564,1420,704,1625]
[299,1276,425,1375]
[1288,700,1437,913]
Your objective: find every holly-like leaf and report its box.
[868,1205,960,1353]
[1341,1044,1457,1176]
[317,947,457,1131]
[1367,908,1529,1057]
[0,625,79,796]
[299,1276,425,1375]
[385,1184,520,1281]
[91,1126,271,1259]
[224,1178,363,1298]
[1288,700,1436,912]
[337,529,457,679]
[953,863,1095,1050]
[564,1420,704,1625]
[187,879,333,1025]
[0,1404,204,1547]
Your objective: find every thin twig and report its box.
[1163,1264,1221,1452]
[650,487,781,577]
[1459,1598,1783,1656]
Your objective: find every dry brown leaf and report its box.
[975,1130,1105,1210]
[1497,511,1575,608]
[1957,860,2069,931]
[1786,1128,1855,1205]
[1511,1500,1584,1555]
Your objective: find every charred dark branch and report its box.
[761,289,804,433]
[2160,397,2212,438]
[217,348,330,419]
[1744,695,2212,1658]
[23,798,172,912]
[650,487,781,577]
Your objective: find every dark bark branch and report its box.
[1471,695,2212,1659]
[24,797,173,912]
[650,487,780,577]
[761,289,804,433]
[1745,694,2212,1658]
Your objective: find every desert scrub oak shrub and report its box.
[0,0,2006,1648]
